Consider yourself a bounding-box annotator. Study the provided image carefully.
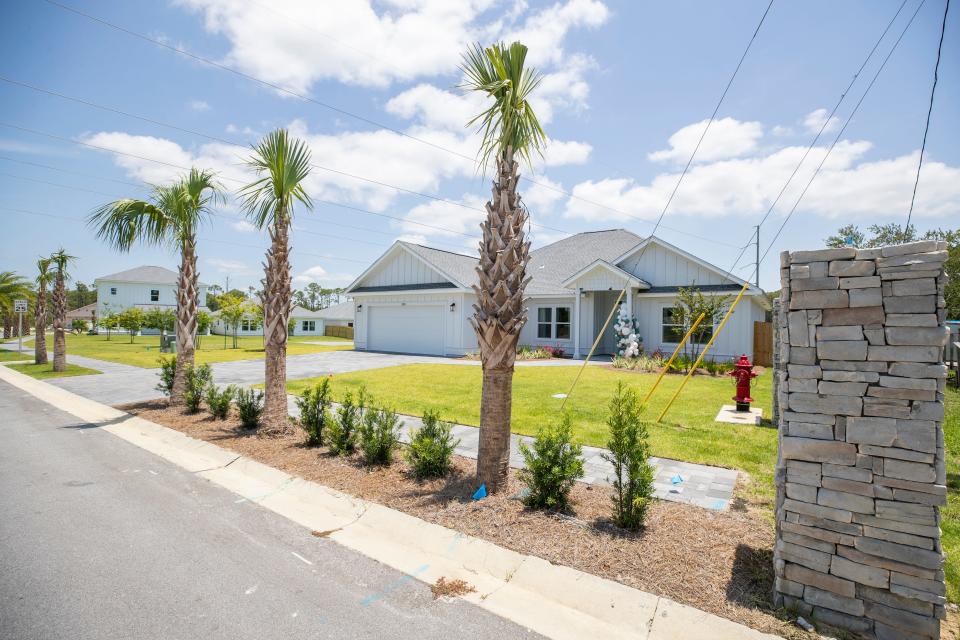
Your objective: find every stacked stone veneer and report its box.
[773,241,950,639]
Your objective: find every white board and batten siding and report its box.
[362,250,447,288]
[574,265,631,292]
[624,242,728,287]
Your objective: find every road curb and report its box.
[0,364,781,640]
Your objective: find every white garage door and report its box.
[367,305,444,355]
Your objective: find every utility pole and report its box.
[754,225,760,288]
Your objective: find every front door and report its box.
[592,291,621,355]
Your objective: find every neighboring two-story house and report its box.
[95,266,209,334]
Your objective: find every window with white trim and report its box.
[537,306,572,339]
[150,289,159,302]
[302,320,315,332]
[662,306,713,343]
[241,318,257,332]
[110,287,117,295]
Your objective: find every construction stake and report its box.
[657,282,751,423]
[641,312,706,405]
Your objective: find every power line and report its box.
[906,0,950,230]
[717,0,912,284]
[33,2,745,248]
[758,0,927,266]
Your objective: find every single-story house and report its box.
[311,301,354,328]
[95,265,209,334]
[65,302,97,327]
[344,230,768,359]
[210,305,339,337]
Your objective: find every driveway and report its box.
[0,379,534,640]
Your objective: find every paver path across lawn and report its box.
[1,342,736,510]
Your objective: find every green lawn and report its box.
[6,362,101,379]
[39,333,353,368]
[0,350,31,362]
[943,384,959,602]
[287,364,778,505]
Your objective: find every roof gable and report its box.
[560,259,651,290]
[95,265,208,287]
[345,242,470,293]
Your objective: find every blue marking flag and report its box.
[671,474,684,485]
[472,483,487,500]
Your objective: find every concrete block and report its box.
[786,482,819,503]
[892,278,937,296]
[777,539,834,572]
[867,386,936,401]
[787,421,833,439]
[803,585,864,616]
[888,363,947,379]
[876,250,948,269]
[822,370,878,383]
[821,360,887,372]
[880,240,942,257]
[821,306,885,326]
[783,498,853,525]
[884,326,948,346]
[831,555,889,589]
[787,364,822,379]
[878,375,937,391]
[818,380,868,396]
[885,313,938,326]
[790,264,811,278]
[867,345,941,363]
[829,260,875,277]
[883,459,936,484]
[822,463,872,483]
[790,347,816,365]
[794,277,840,291]
[788,311,809,347]
[846,417,897,447]
[818,488,875,514]
[791,289,849,310]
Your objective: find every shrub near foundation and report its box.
[519,414,584,510]
[328,386,368,455]
[405,409,459,479]
[603,381,655,530]
[157,356,176,396]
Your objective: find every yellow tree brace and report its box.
[641,311,706,405]
[559,288,625,411]
[657,281,751,422]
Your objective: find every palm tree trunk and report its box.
[262,217,292,431]
[53,272,66,372]
[471,147,530,494]
[34,288,47,364]
[171,238,199,405]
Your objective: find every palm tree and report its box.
[34,257,53,364]
[89,169,223,403]
[0,271,32,342]
[49,249,76,372]
[239,129,313,432]
[460,41,547,493]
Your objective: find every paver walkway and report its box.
[2,342,737,510]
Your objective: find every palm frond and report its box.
[49,249,76,279]
[35,256,53,287]
[459,41,547,168]
[88,197,171,251]
[239,128,314,229]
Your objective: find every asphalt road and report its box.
[0,380,537,639]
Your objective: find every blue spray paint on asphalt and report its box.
[360,564,430,607]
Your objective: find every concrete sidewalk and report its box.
[0,363,779,640]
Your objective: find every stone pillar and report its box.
[773,241,949,639]
[772,297,783,428]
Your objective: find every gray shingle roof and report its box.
[397,230,645,295]
[294,301,354,320]
[95,265,208,287]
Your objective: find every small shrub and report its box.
[358,406,402,465]
[156,356,176,396]
[602,381,655,530]
[296,378,333,447]
[235,387,264,429]
[328,387,366,455]
[406,409,459,479]
[542,345,565,358]
[205,384,235,420]
[518,414,584,510]
[183,363,213,413]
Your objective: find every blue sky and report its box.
[1,0,957,293]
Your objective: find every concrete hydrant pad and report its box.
[714,404,762,425]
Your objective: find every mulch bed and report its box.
[117,398,807,638]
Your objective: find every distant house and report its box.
[210,305,344,337]
[310,301,353,328]
[344,230,768,359]
[65,302,97,328]
[95,265,209,333]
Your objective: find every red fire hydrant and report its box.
[729,354,758,412]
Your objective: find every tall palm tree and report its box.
[0,271,32,342]
[49,249,75,372]
[34,257,53,364]
[89,169,223,403]
[461,41,547,493]
[239,129,313,432]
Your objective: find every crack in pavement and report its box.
[192,454,242,474]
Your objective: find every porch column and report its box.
[625,284,633,318]
[573,286,582,358]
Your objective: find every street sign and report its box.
[14,299,27,313]
[14,299,28,355]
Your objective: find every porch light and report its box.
[356,304,362,311]
[449,302,456,312]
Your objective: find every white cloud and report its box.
[386,84,486,131]
[803,108,840,135]
[189,99,211,112]
[565,126,960,222]
[293,265,355,286]
[649,117,764,164]
[541,139,591,167]
[771,125,793,137]
[398,194,487,239]
[207,257,256,275]
[522,174,566,215]
[230,219,258,233]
